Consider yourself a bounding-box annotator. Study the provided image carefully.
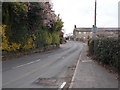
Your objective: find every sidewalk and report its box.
[70,43,118,88]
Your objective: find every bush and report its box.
[44,31,52,46]
[2,25,21,51]
[2,2,62,53]
[88,38,94,55]
[34,30,60,48]
[23,37,35,50]
[52,32,60,46]
[88,37,120,72]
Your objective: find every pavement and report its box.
[70,43,118,88]
[2,41,83,88]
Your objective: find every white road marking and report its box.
[69,45,83,88]
[3,59,49,86]
[82,60,92,62]
[13,59,41,69]
[58,82,66,90]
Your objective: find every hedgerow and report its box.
[88,37,120,72]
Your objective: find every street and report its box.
[2,1,119,89]
[2,41,83,88]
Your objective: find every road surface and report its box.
[2,41,83,88]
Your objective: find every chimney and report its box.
[74,25,76,28]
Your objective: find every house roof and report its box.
[74,27,119,32]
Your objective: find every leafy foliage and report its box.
[2,2,64,52]
[88,37,120,72]
[2,25,21,51]
[23,37,35,50]
[2,2,28,44]
[55,14,64,32]
[27,2,43,34]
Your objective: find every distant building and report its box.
[73,27,119,42]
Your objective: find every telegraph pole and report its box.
[92,0,97,33]
[92,0,98,55]
[94,0,97,26]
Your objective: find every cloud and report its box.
[52,0,119,34]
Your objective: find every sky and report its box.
[52,0,119,36]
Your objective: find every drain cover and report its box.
[34,78,57,86]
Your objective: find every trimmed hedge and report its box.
[88,37,120,72]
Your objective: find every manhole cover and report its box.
[34,78,57,86]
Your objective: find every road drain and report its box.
[34,77,65,86]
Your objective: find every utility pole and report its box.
[94,0,97,26]
[92,0,98,55]
[92,0,97,31]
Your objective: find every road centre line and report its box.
[12,59,41,69]
[3,59,50,86]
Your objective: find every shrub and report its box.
[88,38,95,55]
[23,37,35,50]
[9,43,21,51]
[2,25,9,51]
[44,31,52,46]
[88,37,120,72]
[52,32,60,46]
[2,2,63,54]
[2,25,21,51]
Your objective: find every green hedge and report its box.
[88,37,120,72]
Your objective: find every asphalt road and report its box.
[2,41,83,88]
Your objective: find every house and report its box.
[73,26,119,42]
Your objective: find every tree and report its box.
[27,2,43,34]
[2,2,28,44]
[2,2,64,51]
[55,14,64,32]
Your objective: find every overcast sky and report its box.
[52,0,119,35]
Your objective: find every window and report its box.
[90,36,92,38]
[84,32,86,34]
[79,32,81,34]
[90,32,93,34]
